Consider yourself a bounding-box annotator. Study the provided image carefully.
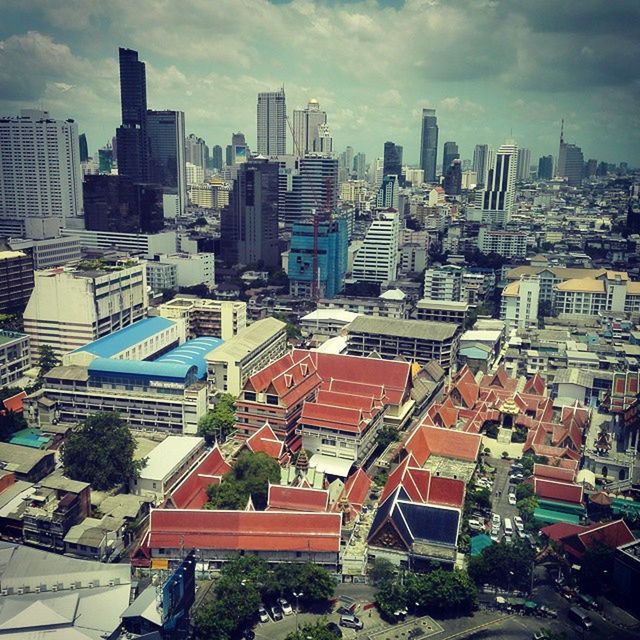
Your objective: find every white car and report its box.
[492,513,501,527]
[514,516,525,531]
[277,599,293,616]
[468,518,484,531]
[508,494,517,506]
[490,531,500,542]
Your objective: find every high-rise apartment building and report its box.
[479,142,518,227]
[353,153,366,180]
[423,265,462,302]
[185,134,208,169]
[557,121,584,187]
[376,175,399,210]
[0,110,83,227]
[257,88,286,156]
[282,155,338,228]
[292,99,327,156]
[516,148,531,181]
[84,175,164,233]
[419,108,438,183]
[24,261,149,357]
[501,275,539,331]
[538,155,553,180]
[442,141,459,175]
[472,144,491,185]
[288,217,348,299]
[0,249,34,313]
[383,141,403,181]
[79,133,89,162]
[443,159,462,195]
[221,159,280,267]
[147,110,187,215]
[116,47,149,182]
[352,212,400,285]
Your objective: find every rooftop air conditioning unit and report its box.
[52,585,58,591]
[17,588,23,595]
[1,589,8,596]
[34,586,40,593]
[88,582,94,588]
[69,583,76,590]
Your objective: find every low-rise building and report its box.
[130,435,205,503]
[155,296,247,340]
[146,261,178,292]
[0,331,31,386]
[477,227,528,257]
[9,235,82,269]
[0,443,55,482]
[346,315,460,372]
[317,294,408,319]
[423,265,462,301]
[150,252,215,289]
[206,317,287,396]
[416,299,469,326]
[300,309,361,337]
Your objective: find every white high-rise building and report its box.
[292,99,327,156]
[501,275,539,332]
[257,88,286,156]
[478,141,518,228]
[352,212,399,285]
[184,133,208,169]
[517,148,531,181]
[423,265,463,301]
[0,109,83,229]
[185,162,205,185]
[24,260,149,358]
[316,123,333,154]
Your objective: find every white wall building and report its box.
[60,228,177,256]
[478,227,528,258]
[478,141,518,227]
[501,275,540,332]
[0,110,83,231]
[152,252,215,289]
[292,99,327,156]
[352,212,399,285]
[185,162,205,185]
[23,261,148,358]
[8,235,82,269]
[257,88,286,156]
[423,265,463,301]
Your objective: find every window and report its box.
[266,394,278,406]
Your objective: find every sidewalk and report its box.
[599,597,640,631]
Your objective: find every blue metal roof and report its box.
[88,357,195,382]
[74,317,176,358]
[155,337,223,378]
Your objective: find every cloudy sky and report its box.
[1,0,638,166]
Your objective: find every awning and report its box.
[309,454,354,478]
[533,508,581,525]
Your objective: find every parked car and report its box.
[490,531,500,542]
[514,515,524,531]
[577,593,601,611]
[538,605,558,618]
[271,606,283,621]
[278,598,293,615]
[340,614,364,630]
[258,607,269,623]
[326,621,343,638]
[492,513,501,527]
[468,518,484,531]
[508,494,517,505]
[533,632,549,640]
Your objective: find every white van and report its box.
[504,517,513,537]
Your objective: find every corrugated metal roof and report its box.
[88,357,194,381]
[155,337,223,378]
[73,317,176,358]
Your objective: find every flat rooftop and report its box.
[347,315,458,341]
[139,435,204,481]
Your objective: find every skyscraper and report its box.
[147,110,187,215]
[473,144,491,185]
[282,155,339,228]
[257,88,286,156]
[225,145,233,167]
[185,134,208,169]
[116,47,149,182]
[479,141,518,227]
[221,159,280,267]
[211,145,223,171]
[442,141,459,176]
[376,175,399,210]
[516,148,531,181]
[0,110,83,230]
[557,121,584,187]
[419,108,438,183]
[537,155,553,180]
[79,133,89,162]
[353,153,366,180]
[352,212,400,285]
[231,132,248,165]
[443,159,462,196]
[293,99,327,156]
[383,142,403,182]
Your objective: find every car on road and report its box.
[278,598,293,615]
[340,614,364,630]
[568,606,593,630]
[508,493,517,505]
[258,607,269,623]
[271,606,283,621]
[538,605,558,618]
[326,621,343,637]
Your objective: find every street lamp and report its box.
[507,570,514,594]
[293,590,303,632]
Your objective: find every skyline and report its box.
[0,0,638,166]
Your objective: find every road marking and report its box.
[439,614,514,639]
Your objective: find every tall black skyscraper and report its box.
[211,145,223,171]
[443,159,462,195]
[442,141,459,175]
[537,155,553,180]
[221,159,280,267]
[420,108,438,183]
[79,133,89,162]
[383,141,403,184]
[116,47,149,182]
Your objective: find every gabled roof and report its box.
[533,463,576,483]
[246,423,286,460]
[523,373,546,395]
[147,509,342,553]
[407,424,481,464]
[267,484,329,512]
[300,402,370,434]
[1,392,26,414]
[533,478,583,505]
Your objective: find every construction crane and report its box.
[285,115,334,299]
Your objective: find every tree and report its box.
[61,412,145,490]
[517,495,538,523]
[472,487,492,511]
[193,599,234,640]
[268,270,289,288]
[376,425,400,450]
[206,451,281,510]
[369,558,396,586]
[408,569,477,615]
[285,621,341,640]
[0,387,28,441]
[374,579,407,622]
[0,314,23,333]
[468,541,535,592]
[521,453,548,476]
[515,481,535,502]
[36,345,60,386]
[198,393,236,444]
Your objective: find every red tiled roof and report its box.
[403,426,431,466]
[533,463,576,483]
[300,402,370,434]
[342,468,371,507]
[577,519,635,552]
[267,484,329,512]
[541,522,585,541]
[315,389,379,414]
[167,445,231,509]
[148,509,342,553]
[246,423,286,459]
[1,392,26,414]
[534,478,583,504]
[523,373,546,395]
[428,476,465,508]
[411,424,481,463]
